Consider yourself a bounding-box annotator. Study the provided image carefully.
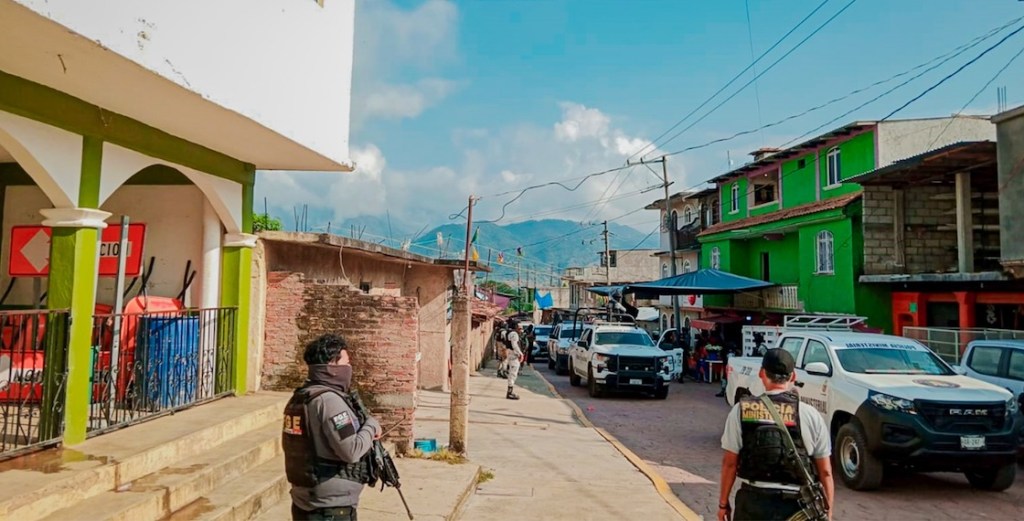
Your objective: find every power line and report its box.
[881,22,1024,121]
[649,0,859,158]
[627,0,835,161]
[744,0,766,146]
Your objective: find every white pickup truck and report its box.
[568,322,672,399]
[726,330,1023,492]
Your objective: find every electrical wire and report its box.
[627,0,835,161]
[744,0,766,146]
[649,0,859,158]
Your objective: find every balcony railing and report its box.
[734,285,803,311]
[901,327,1024,365]
[0,310,71,460]
[87,307,236,436]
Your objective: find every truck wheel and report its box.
[965,463,1016,491]
[654,386,669,400]
[835,422,884,490]
[587,366,604,398]
[569,361,581,387]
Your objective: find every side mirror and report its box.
[804,362,831,376]
[953,365,967,376]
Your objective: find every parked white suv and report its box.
[547,322,583,375]
[568,323,672,399]
[727,331,1022,492]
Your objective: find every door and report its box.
[760,252,771,281]
[963,344,1009,389]
[1005,349,1024,397]
[795,339,832,418]
[572,330,593,374]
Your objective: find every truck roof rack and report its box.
[782,315,866,330]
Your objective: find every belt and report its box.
[740,479,802,493]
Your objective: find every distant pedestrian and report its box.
[504,323,525,400]
[717,349,834,521]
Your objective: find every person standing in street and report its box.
[283,333,382,521]
[717,349,834,521]
[505,323,525,400]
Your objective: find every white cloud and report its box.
[361,78,457,121]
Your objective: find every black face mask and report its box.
[307,364,353,392]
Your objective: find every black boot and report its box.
[506,386,520,400]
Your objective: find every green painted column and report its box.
[220,177,255,395]
[41,136,108,445]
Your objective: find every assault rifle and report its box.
[350,391,414,520]
[758,395,830,521]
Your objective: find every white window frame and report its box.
[815,230,835,274]
[662,263,669,278]
[683,259,692,272]
[730,184,739,213]
[711,247,721,270]
[683,207,693,225]
[825,147,841,189]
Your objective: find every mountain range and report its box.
[337,217,660,283]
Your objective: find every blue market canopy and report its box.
[611,269,774,298]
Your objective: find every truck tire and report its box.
[569,361,581,387]
[587,366,604,398]
[654,386,669,400]
[965,463,1016,491]
[835,422,884,491]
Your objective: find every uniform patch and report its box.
[332,411,352,429]
[283,414,303,435]
[740,401,797,426]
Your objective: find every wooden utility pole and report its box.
[602,220,611,316]
[450,196,475,454]
[630,156,681,334]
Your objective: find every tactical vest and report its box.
[736,391,818,486]
[282,385,376,488]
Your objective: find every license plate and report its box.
[960,435,986,450]
[629,379,642,385]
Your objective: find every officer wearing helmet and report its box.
[282,333,382,520]
[717,348,834,521]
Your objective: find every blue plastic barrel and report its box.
[414,438,437,453]
[135,315,199,409]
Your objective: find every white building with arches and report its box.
[0,0,355,451]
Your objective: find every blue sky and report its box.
[257,0,1024,234]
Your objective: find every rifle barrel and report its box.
[397,487,414,520]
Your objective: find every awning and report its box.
[622,269,774,298]
[691,315,745,330]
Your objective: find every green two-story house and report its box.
[698,116,993,332]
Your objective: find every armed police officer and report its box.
[718,349,834,521]
[504,323,525,400]
[283,333,382,521]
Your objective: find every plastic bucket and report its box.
[413,438,437,453]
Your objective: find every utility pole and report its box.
[602,220,611,317]
[629,156,681,337]
[451,196,475,454]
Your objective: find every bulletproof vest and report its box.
[282,385,376,488]
[736,391,818,486]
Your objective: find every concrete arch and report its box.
[100,142,242,233]
[0,110,82,207]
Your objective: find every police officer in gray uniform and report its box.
[283,334,382,521]
[505,324,524,400]
[717,349,834,521]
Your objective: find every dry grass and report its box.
[406,447,468,465]
[476,469,495,484]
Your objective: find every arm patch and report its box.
[332,411,357,439]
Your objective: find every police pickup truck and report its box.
[568,322,672,399]
[726,329,1022,492]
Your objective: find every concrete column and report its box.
[955,172,974,273]
[955,291,977,364]
[221,232,256,395]
[42,207,110,444]
[893,189,906,268]
[449,294,470,454]
[198,199,221,397]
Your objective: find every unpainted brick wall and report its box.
[863,185,957,274]
[262,271,418,452]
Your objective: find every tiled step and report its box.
[0,392,289,521]
[38,422,282,521]
[166,455,288,521]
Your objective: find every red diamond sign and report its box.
[8,224,146,277]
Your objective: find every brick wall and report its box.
[863,185,957,275]
[262,271,419,452]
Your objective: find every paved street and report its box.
[533,363,1024,521]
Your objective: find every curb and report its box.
[534,369,704,521]
[448,464,482,521]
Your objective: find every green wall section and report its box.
[220,247,252,394]
[721,178,748,222]
[781,154,817,208]
[78,137,102,208]
[821,131,874,199]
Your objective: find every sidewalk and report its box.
[414,365,692,521]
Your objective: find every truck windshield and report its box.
[596,332,654,346]
[559,328,582,339]
[534,326,552,337]
[835,348,953,375]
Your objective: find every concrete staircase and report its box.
[0,392,291,521]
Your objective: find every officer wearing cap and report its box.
[717,349,834,521]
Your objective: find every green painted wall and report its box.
[749,201,779,217]
[798,219,857,315]
[720,178,748,223]
[850,213,893,332]
[736,234,801,285]
[821,131,874,199]
[781,153,817,208]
